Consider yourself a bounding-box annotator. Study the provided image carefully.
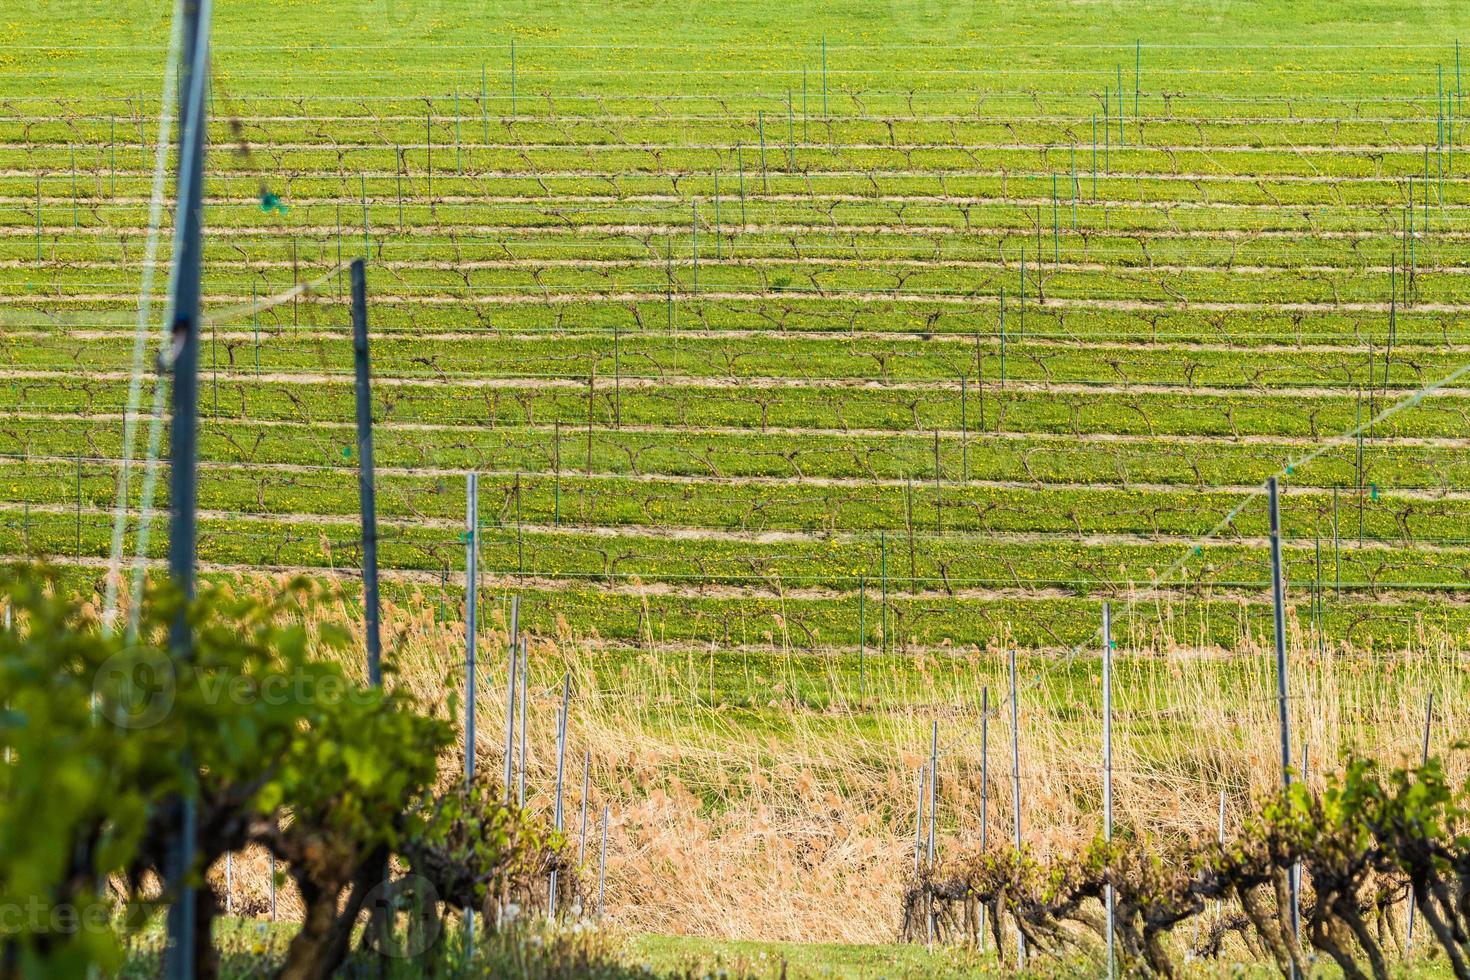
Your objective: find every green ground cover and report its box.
[7,0,1470,655]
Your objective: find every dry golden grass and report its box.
[194,576,1470,946]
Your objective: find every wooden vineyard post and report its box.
[666,233,674,332]
[758,111,769,191]
[927,719,938,867]
[1356,389,1365,546]
[803,69,808,142]
[360,172,370,259]
[1052,173,1059,262]
[1268,476,1299,976]
[979,686,989,952]
[503,597,520,801]
[578,749,592,863]
[1071,145,1079,228]
[587,370,596,476]
[786,88,795,168]
[75,453,82,559]
[518,637,528,805]
[464,471,479,950]
[1407,692,1435,947]
[912,764,926,873]
[933,431,942,533]
[350,259,383,684]
[1134,39,1141,142]
[737,144,747,225]
[714,172,722,258]
[821,35,828,117]
[1332,485,1340,596]
[880,530,888,653]
[926,719,938,948]
[510,39,517,116]
[1103,602,1115,980]
[553,421,562,525]
[597,805,610,918]
[1116,64,1124,146]
[1216,791,1226,927]
[1009,649,1025,966]
[1018,250,1025,338]
[999,288,1007,388]
[858,576,866,700]
[904,480,916,590]
[961,375,969,481]
[502,593,526,811]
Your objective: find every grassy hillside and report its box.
[6,0,1470,963]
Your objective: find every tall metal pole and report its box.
[597,804,609,918]
[979,686,989,952]
[163,2,212,975]
[465,471,479,786]
[927,719,938,866]
[350,259,382,685]
[1103,602,1115,980]
[517,637,529,805]
[913,765,925,874]
[578,749,591,864]
[518,637,528,805]
[503,596,519,801]
[1216,790,1226,926]
[549,673,570,918]
[464,472,478,950]
[1267,476,1298,974]
[1009,648,1025,965]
